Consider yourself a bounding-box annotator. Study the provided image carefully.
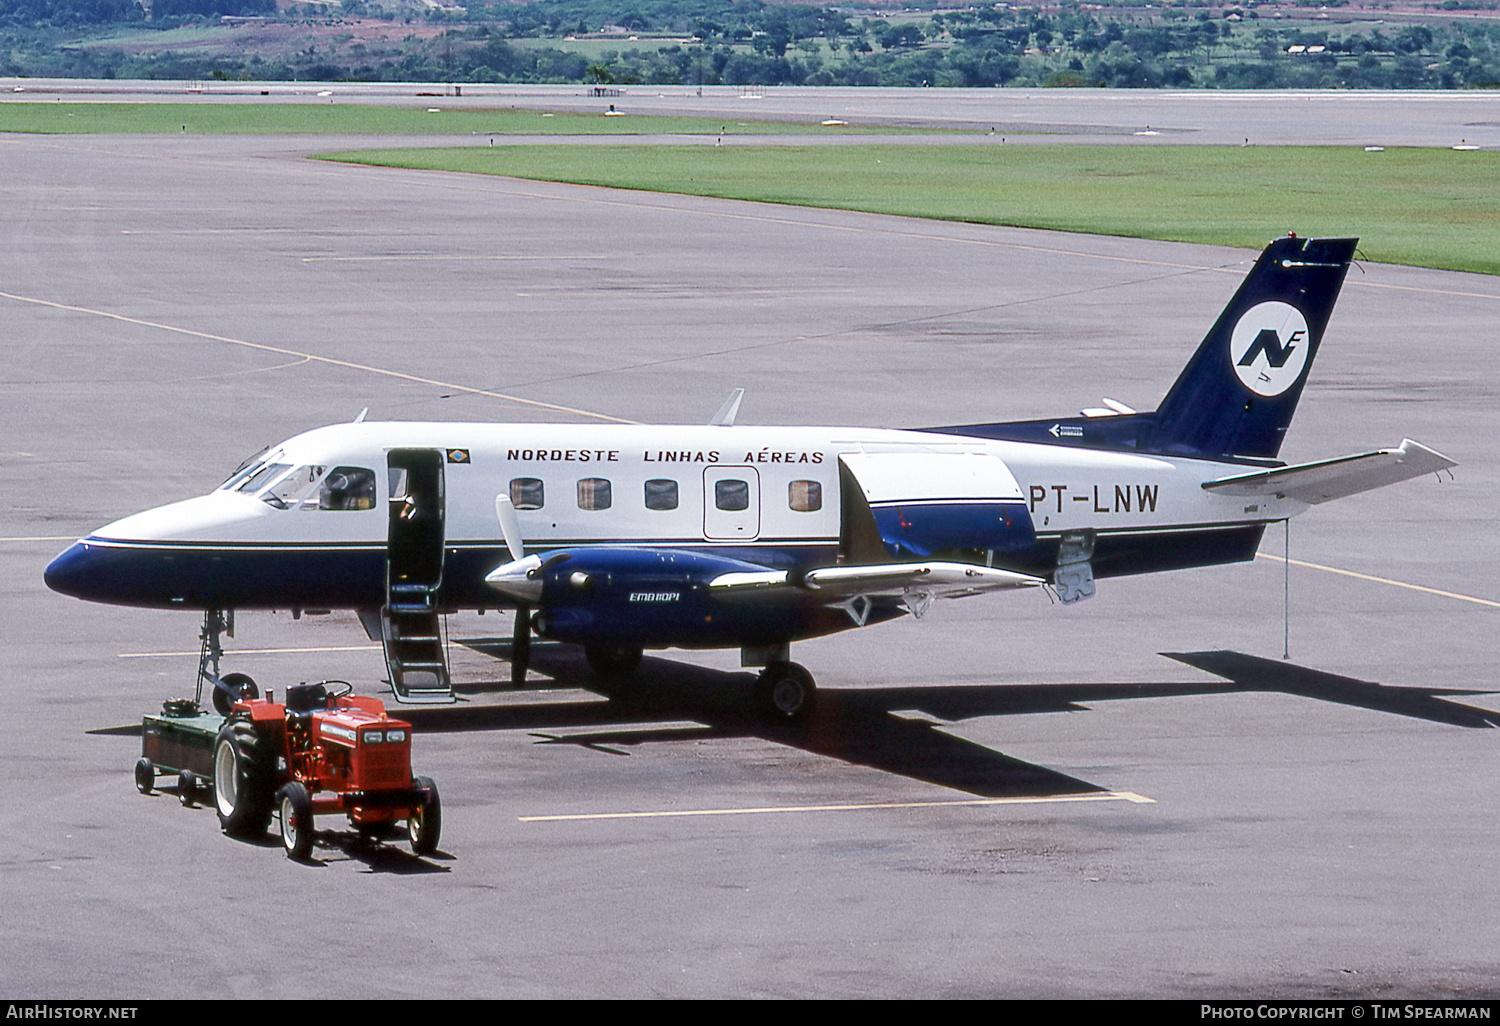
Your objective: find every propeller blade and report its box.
[495,493,524,563]
[511,604,531,686]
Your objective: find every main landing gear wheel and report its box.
[586,643,643,682]
[213,717,275,838]
[277,781,314,861]
[408,776,442,856]
[211,672,259,717]
[755,662,817,724]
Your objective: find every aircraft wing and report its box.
[1202,438,1455,505]
[709,561,1044,603]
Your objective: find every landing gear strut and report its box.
[197,609,258,715]
[755,662,816,723]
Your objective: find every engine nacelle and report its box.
[523,547,877,649]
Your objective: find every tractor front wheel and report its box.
[408,776,442,856]
[277,782,314,861]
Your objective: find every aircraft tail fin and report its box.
[1144,235,1357,461]
[927,236,1359,461]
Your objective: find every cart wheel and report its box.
[408,776,441,856]
[277,782,314,861]
[178,770,198,808]
[134,758,154,795]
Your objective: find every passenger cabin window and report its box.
[511,478,545,511]
[319,467,376,511]
[577,478,612,511]
[788,480,822,513]
[644,479,678,511]
[715,479,750,512]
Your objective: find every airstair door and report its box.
[382,448,453,704]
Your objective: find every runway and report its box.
[1,106,1497,997]
[6,80,1500,147]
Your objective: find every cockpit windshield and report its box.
[220,449,375,511]
[219,447,274,491]
[236,462,291,497]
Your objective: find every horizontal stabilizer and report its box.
[710,561,1044,602]
[1202,439,1455,505]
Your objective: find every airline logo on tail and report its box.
[1230,301,1310,397]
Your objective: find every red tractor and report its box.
[212,681,441,861]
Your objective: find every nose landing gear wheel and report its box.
[211,672,259,717]
[755,662,816,724]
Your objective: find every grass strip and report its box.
[320,143,1500,275]
[0,101,911,136]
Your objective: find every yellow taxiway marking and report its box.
[0,289,636,425]
[1257,553,1500,609]
[519,790,1154,823]
[119,644,381,658]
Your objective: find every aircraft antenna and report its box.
[710,388,745,427]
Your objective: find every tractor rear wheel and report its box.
[408,776,442,856]
[213,717,275,838]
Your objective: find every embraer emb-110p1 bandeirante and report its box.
[45,236,1455,721]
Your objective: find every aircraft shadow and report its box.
[1162,650,1500,730]
[418,641,1500,799]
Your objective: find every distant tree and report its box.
[877,23,922,49]
[0,0,144,25]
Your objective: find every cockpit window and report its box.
[319,467,377,511]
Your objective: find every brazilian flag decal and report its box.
[446,449,470,464]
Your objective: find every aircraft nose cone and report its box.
[44,541,99,601]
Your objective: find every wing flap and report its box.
[710,561,1044,603]
[1202,439,1455,505]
